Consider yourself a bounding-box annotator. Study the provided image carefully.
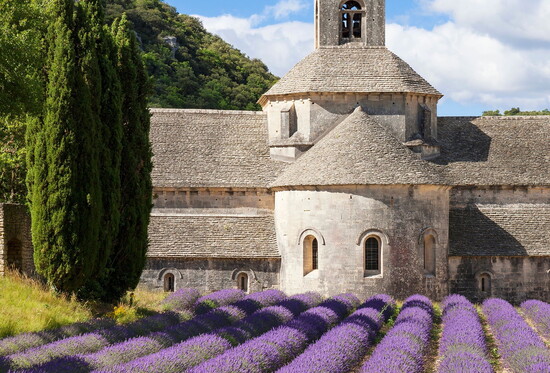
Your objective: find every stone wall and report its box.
[274,185,450,300]
[449,256,550,304]
[140,257,280,294]
[153,188,274,210]
[0,204,34,276]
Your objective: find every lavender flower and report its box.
[0,319,115,357]
[0,312,182,370]
[437,294,493,373]
[188,294,356,373]
[161,288,201,312]
[360,294,434,373]
[276,294,395,373]
[521,300,550,342]
[483,298,550,372]
[194,289,245,314]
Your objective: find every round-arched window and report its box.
[365,237,380,272]
[164,273,175,292]
[341,1,364,39]
[303,235,319,276]
[237,273,249,293]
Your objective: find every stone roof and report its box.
[271,108,444,187]
[150,109,286,189]
[147,211,280,258]
[261,46,441,100]
[436,116,550,186]
[449,204,550,256]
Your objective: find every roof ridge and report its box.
[150,108,265,116]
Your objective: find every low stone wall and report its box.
[140,257,280,294]
[449,256,550,304]
[0,204,34,276]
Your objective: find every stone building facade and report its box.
[141,0,550,303]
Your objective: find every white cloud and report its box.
[196,14,313,76]
[265,0,310,20]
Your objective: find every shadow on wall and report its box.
[434,118,492,164]
[449,205,527,256]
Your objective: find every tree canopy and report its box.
[482,108,550,116]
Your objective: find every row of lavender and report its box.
[0,289,281,371]
[1,288,548,373]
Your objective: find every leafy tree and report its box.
[483,108,550,116]
[0,0,45,203]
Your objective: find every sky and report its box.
[164,0,550,116]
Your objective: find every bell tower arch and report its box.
[315,0,385,48]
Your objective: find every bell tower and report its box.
[315,0,385,48]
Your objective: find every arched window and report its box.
[164,273,175,292]
[341,1,364,40]
[479,273,491,294]
[303,235,319,275]
[365,237,380,273]
[237,273,249,293]
[423,234,436,275]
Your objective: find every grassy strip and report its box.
[424,303,443,373]
[476,306,505,373]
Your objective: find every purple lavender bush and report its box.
[194,289,245,314]
[277,294,396,373]
[521,300,550,342]
[0,312,182,370]
[437,294,493,373]
[483,298,550,372]
[187,294,358,373]
[360,294,434,373]
[32,290,289,372]
[0,318,115,357]
[160,288,201,312]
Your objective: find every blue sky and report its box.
[164,0,550,116]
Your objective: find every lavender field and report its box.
[0,289,548,373]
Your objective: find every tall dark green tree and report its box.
[28,0,103,293]
[104,14,152,301]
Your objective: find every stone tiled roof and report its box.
[271,108,444,187]
[449,204,550,256]
[147,211,280,258]
[150,109,286,188]
[436,116,550,186]
[262,47,441,98]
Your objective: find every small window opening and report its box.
[365,237,380,271]
[237,273,249,293]
[164,273,175,292]
[480,274,491,294]
[423,235,436,275]
[303,235,319,276]
[341,1,364,41]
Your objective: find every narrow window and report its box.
[423,235,436,275]
[237,273,249,293]
[365,237,380,271]
[303,235,319,275]
[164,273,175,292]
[480,274,491,294]
[341,1,364,41]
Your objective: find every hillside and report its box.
[105,0,278,111]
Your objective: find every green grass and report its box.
[0,270,92,338]
[0,271,170,338]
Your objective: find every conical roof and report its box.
[271,108,444,188]
[261,46,441,101]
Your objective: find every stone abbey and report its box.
[1,0,549,303]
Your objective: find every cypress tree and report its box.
[77,0,123,300]
[105,14,152,301]
[28,0,103,293]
